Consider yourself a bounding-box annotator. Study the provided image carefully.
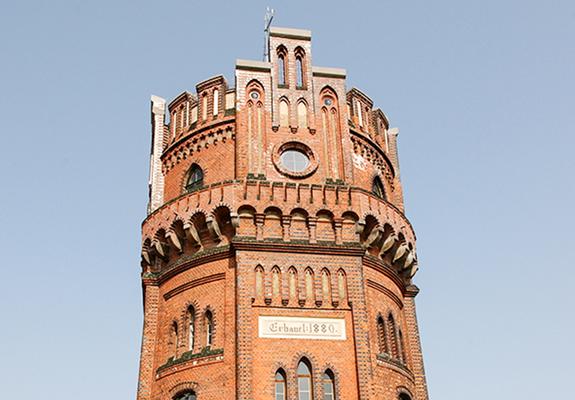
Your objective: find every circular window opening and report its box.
[280,149,310,173]
[250,91,260,100]
[272,141,318,178]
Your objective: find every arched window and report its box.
[170,321,179,358]
[387,313,399,359]
[297,359,313,400]
[297,101,308,128]
[277,46,288,87]
[205,310,214,347]
[399,329,407,365]
[288,267,298,299]
[321,269,331,304]
[213,88,219,115]
[399,393,412,400]
[278,55,286,86]
[202,94,208,121]
[296,56,304,88]
[279,99,289,127]
[372,177,385,200]
[172,112,178,136]
[272,267,281,299]
[188,306,195,352]
[355,98,363,126]
[186,165,204,192]
[255,266,264,299]
[174,391,196,400]
[322,369,336,400]
[305,268,315,304]
[275,369,287,400]
[337,270,347,302]
[377,316,387,354]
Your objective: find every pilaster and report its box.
[149,95,166,214]
[404,285,429,400]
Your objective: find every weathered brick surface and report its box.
[138,26,428,400]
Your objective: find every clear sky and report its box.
[0,1,573,398]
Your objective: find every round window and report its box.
[324,97,333,106]
[250,91,260,100]
[272,141,318,178]
[280,149,310,173]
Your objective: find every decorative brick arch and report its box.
[320,363,342,400]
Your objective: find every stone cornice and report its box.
[269,26,312,40]
[312,66,346,79]
[235,59,272,72]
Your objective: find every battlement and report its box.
[149,26,405,222]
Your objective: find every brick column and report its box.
[351,258,376,400]
[235,253,254,400]
[404,285,429,400]
[136,279,160,400]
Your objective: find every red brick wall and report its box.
[138,28,427,400]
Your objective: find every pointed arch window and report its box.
[399,329,407,365]
[377,316,387,354]
[174,392,196,400]
[255,266,264,299]
[275,369,287,400]
[297,359,313,400]
[188,306,195,352]
[372,176,385,200]
[213,88,219,115]
[321,269,331,304]
[170,321,179,358]
[322,369,336,400]
[279,99,290,127]
[399,393,412,400]
[387,313,399,359]
[296,56,304,88]
[202,94,208,121]
[272,267,281,299]
[205,310,214,347]
[186,164,204,192]
[297,101,308,128]
[278,56,287,86]
[337,270,347,303]
[289,267,298,299]
[305,268,315,304]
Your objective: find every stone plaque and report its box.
[258,316,346,340]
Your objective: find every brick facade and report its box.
[137,26,428,400]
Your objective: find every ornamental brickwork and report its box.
[137,26,428,400]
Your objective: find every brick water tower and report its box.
[137,26,429,400]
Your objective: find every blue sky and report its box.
[0,1,573,398]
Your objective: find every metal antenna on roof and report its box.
[263,7,275,61]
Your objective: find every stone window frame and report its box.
[272,141,318,179]
[276,45,289,88]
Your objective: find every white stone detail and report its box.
[258,316,346,340]
[352,153,367,170]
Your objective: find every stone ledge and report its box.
[156,348,224,378]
